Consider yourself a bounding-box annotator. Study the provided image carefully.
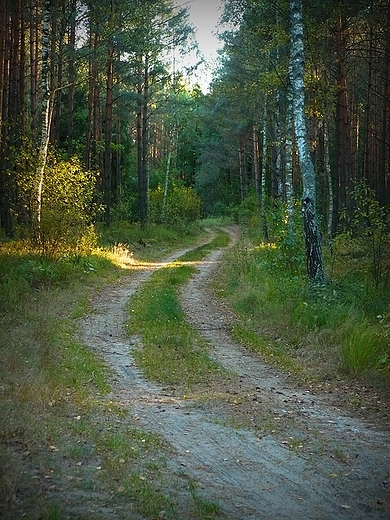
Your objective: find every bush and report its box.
[150,184,202,229]
[38,157,101,257]
[347,181,390,288]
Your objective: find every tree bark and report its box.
[103,2,114,225]
[137,54,149,227]
[252,123,260,200]
[334,13,353,232]
[285,80,294,227]
[290,0,324,282]
[261,108,269,242]
[67,0,76,158]
[238,144,245,202]
[34,0,52,242]
[162,119,177,221]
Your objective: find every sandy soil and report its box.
[78,226,390,519]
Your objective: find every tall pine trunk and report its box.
[252,123,260,200]
[261,107,269,242]
[162,120,177,221]
[334,14,353,232]
[103,4,114,226]
[67,0,76,158]
[290,0,324,282]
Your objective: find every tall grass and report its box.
[218,229,390,382]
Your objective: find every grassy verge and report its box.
[127,230,230,390]
[0,223,224,519]
[216,228,390,408]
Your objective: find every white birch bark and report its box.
[290,0,324,282]
[34,0,52,241]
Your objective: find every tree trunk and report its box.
[112,118,121,206]
[142,55,149,225]
[67,0,76,157]
[137,55,149,226]
[85,31,94,170]
[0,0,12,235]
[238,144,245,202]
[285,81,294,226]
[324,121,333,238]
[85,30,101,171]
[162,120,177,221]
[380,1,390,205]
[261,108,269,241]
[34,0,52,242]
[290,0,324,282]
[334,13,353,232]
[30,0,39,139]
[103,4,114,226]
[252,123,260,200]
[274,91,283,200]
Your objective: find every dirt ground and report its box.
[78,226,390,520]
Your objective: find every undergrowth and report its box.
[218,225,390,385]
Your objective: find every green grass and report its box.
[127,231,230,388]
[231,324,299,374]
[217,227,390,384]
[340,319,383,375]
[0,222,230,519]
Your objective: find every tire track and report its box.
[78,227,390,519]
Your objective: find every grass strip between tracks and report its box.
[127,230,230,390]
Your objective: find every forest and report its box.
[1,0,390,517]
[1,0,390,365]
[0,0,389,253]
[1,0,390,377]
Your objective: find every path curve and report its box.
[78,226,390,520]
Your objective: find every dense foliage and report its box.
[203,0,389,233]
[0,0,389,280]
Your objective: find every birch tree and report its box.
[34,0,52,242]
[290,0,324,282]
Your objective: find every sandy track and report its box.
[78,227,390,519]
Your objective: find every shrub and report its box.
[39,157,101,257]
[150,184,202,228]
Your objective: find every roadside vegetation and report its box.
[216,199,390,416]
[0,222,221,520]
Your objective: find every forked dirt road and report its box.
[79,226,390,519]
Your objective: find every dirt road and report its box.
[78,227,389,519]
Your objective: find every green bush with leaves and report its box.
[13,149,101,256]
[40,157,100,253]
[150,184,202,228]
[39,157,100,256]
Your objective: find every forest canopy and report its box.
[0,0,389,276]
